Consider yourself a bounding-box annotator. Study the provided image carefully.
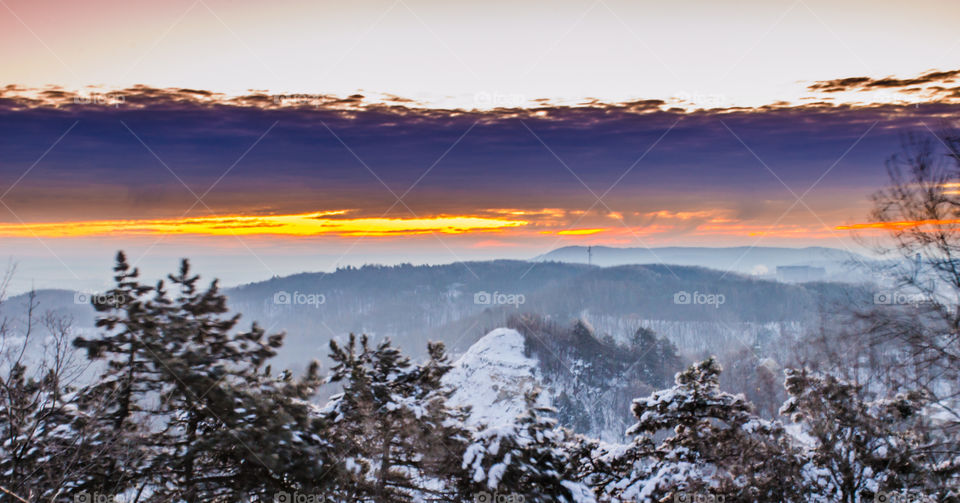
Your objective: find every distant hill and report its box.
[6,260,873,372]
[533,245,869,278]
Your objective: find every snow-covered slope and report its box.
[444,328,550,426]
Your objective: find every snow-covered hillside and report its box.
[444,328,550,426]
[444,325,667,442]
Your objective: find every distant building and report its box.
[776,265,826,283]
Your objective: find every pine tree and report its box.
[461,391,593,503]
[781,368,960,502]
[324,334,470,502]
[630,327,682,389]
[72,251,158,493]
[606,357,805,502]
[75,254,335,501]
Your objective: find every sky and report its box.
[1,0,959,292]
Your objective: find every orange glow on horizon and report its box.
[555,228,608,236]
[0,211,529,238]
[837,219,960,231]
[0,207,862,244]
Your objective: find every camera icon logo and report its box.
[673,291,691,304]
[474,291,492,305]
[874,292,893,305]
[273,291,292,305]
[74,291,90,305]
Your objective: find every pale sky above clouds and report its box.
[2,0,958,107]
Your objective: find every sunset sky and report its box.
[1,0,959,292]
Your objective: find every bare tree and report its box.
[0,264,111,501]
[856,127,960,456]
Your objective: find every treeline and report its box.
[1,253,958,502]
[222,260,849,362]
[508,314,685,437]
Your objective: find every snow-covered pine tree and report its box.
[146,259,336,501]
[323,334,470,502]
[72,251,158,493]
[75,254,335,501]
[413,340,475,499]
[567,430,639,499]
[606,357,804,502]
[461,391,594,503]
[781,368,960,502]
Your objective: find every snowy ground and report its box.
[444,328,551,427]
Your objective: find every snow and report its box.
[487,456,509,489]
[443,328,550,427]
[562,480,598,503]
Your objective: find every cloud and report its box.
[0,81,956,243]
[809,69,960,92]
[806,68,960,105]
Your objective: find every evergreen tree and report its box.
[323,334,470,502]
[461,391,593,503]
[571,319,599,353]
[630,327,682,389]
[72,252,158,493]
[75,254,335,502]
[781,368,960,502]
[605,357,805,502]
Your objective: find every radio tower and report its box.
[587,245,593,266]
